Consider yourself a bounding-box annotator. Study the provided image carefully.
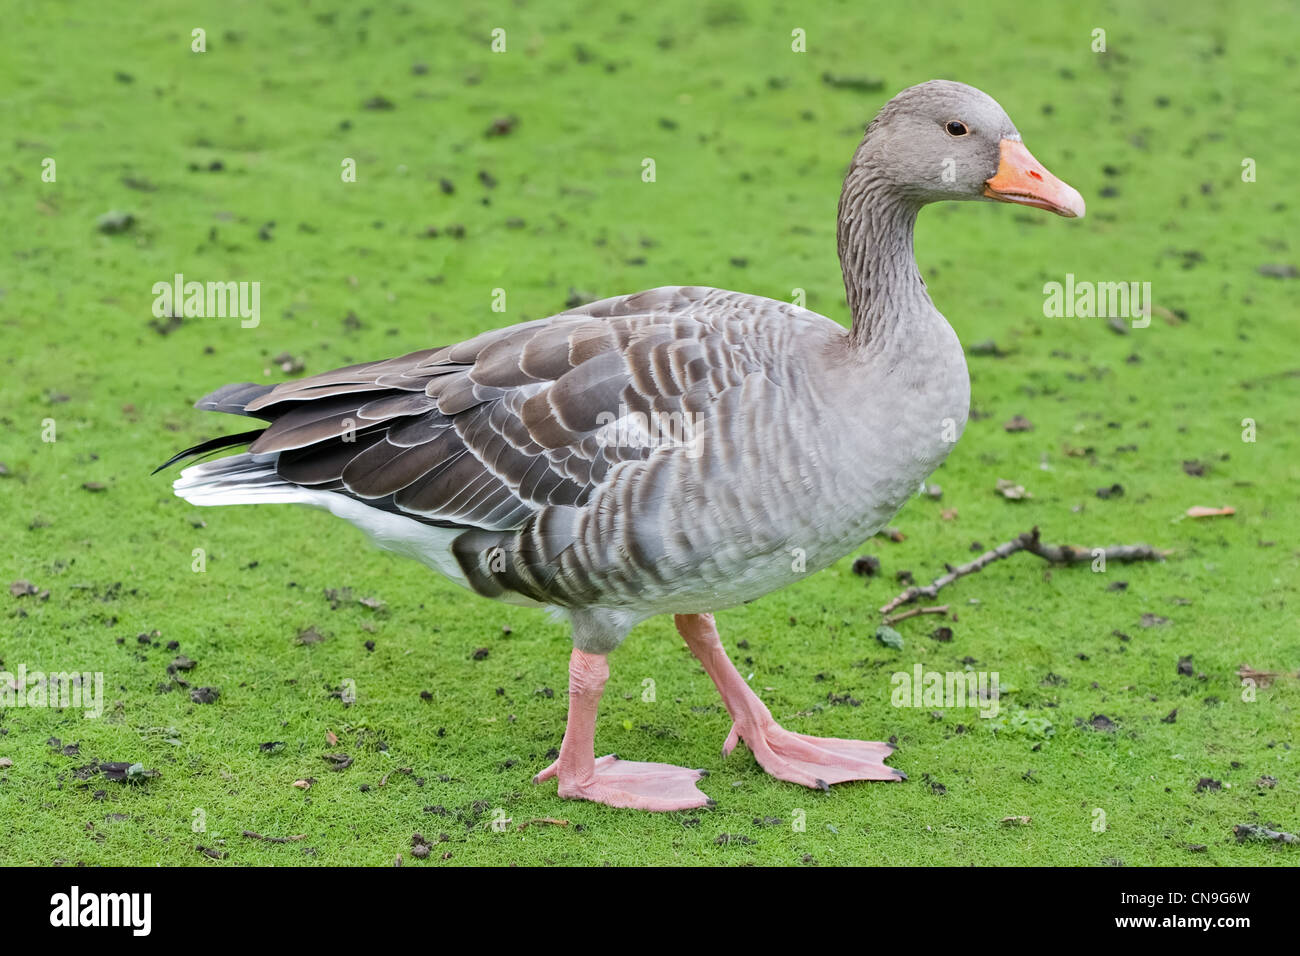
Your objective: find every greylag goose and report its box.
[160,80,1083,811]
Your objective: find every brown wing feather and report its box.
[192,288,767,539]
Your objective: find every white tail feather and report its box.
[171,452,487,593]
[174,454,305,506]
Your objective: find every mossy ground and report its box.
[1,0,1297,866]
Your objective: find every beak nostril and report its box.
[986,138,1083,218]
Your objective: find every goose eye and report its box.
[945,121,969,136]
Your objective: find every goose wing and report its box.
[198,287,818,541]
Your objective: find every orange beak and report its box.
[983,139,1085,218]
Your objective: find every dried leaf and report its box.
[517,817,569,830]
[1186,505,1234,518]
[322,753,353,771]
[241,830,306,843]
[995,478,1031,500]
[1236,665,1279,688]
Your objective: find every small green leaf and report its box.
[875,625,904,649]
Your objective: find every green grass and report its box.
[1,0,1297,866]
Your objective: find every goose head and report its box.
[851,79,1085,218]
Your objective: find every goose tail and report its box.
[172,452,304,507]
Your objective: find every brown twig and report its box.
[516,817,569,830]
[883,604,949,626]
[879,526,1167,615]
[1233,823,1298,845]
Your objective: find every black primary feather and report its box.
[152,428,266,474]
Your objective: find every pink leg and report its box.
[533,647,712,811]
[675,613,904,788]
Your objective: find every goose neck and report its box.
[836,171,929,351]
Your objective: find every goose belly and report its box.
[572,394,965,615]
